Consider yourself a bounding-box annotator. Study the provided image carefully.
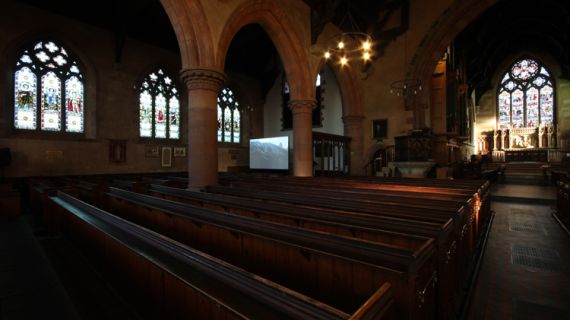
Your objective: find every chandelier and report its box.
[322,1,373,67]
[390,78,422,97]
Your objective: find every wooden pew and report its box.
[205,184,477,319]
[49,191,388,320]
[219,176,489,256]
[147,184,460,320]
[103,187,438,320]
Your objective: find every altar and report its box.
[504,148,548,162]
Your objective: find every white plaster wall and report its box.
[264,65,343,140]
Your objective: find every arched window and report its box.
[14,40,85,132]
[281,72,324,130]
[217,87,241,144]
[498,58,554,129]
[139,69,180,139]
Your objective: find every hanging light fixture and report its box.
[322,0,374,67]
[390,32,421,97]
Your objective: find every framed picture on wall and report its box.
[173,147,186,157]
[109,140,126,163]
[372,119,388,140]
[161,147,172,167]
[145,145,159,158]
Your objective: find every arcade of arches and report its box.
[1,0,570,185]
[1,1,570,319]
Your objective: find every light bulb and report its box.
[340,56,348,66]
[362,40,371,51]
[338,41,345,49]
[363,52,371,61]
[324,51,331,59]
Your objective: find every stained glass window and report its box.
[138,69,180,139]
[217,103,223,142]
[14,67,37,130]
[497,58,554,129]
[232,108,240,143]
[65,76,84,132]
[14,40,85,133]
[169,97,180,139]
[217,87,242,144]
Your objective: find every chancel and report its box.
[0,0,569,319]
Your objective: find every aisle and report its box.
[0,217,79,320]
[466,184,570,320]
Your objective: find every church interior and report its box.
[0,0,569,319]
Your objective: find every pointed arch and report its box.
[159,0,215,68]
[216,0,313,100]
[312,57,364,118]
[407,0,496,127]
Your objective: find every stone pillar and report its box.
[432,134,449,165]
[342,115,365,175]
[180,68,225,188]
[289,99,316,177]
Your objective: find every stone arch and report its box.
[159,0,215,69]
[216,0,313,100]
[407,0,497,128]
[312,58,364,119]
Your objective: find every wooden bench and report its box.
[147,183,460,320]
[103,187,437,320]
[49,191,391,320]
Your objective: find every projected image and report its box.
[250,136,289,170]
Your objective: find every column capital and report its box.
[288,99,316,114]
[180,68,226,92]
[342,115,365,126]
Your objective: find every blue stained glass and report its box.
[41,72,62,131]
[14,40,85,133]
[498,58,554,130]
[511,89,524,128]
[525,87,539,128]
[498,90,510,129]
[540,86,554,125]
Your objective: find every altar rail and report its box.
[492,148,564,163]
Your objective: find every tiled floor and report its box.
[467,184,570,320]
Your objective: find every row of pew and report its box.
[29,172,492,320]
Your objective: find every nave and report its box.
[0,173,565,319]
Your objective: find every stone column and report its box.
[342,115,365,175]
[180,68,225,188]
[289,99,316,177]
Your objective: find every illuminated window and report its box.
[281,72,324,130]
[498,58,554,129]
[217,87,241,144]
[14,40,84,132]
[139,69,180,139]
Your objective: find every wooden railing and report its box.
[312,132,351,176]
